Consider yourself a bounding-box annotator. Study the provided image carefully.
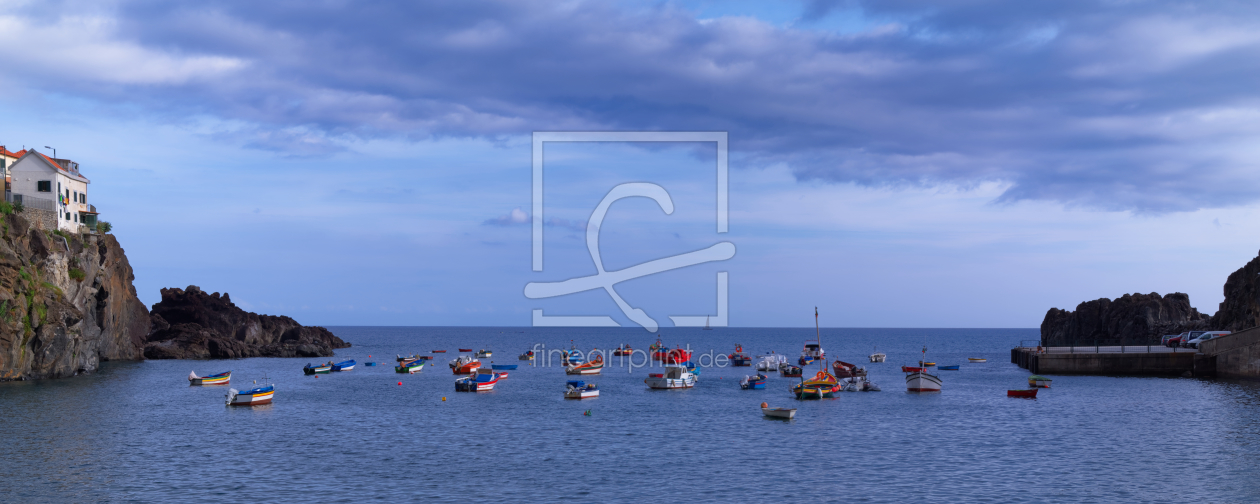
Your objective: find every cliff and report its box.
[1212,249,1260,331]
[0,212,150,380]
[144,285,349,359]
[1040,292,1211,346]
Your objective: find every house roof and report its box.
[12,150,90,183]
[0,147,26,158]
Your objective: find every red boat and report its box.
[432,350,447,353]
[901,366,926,373]
[833,360,866,378]
[458,348,473,352]
[648,338,692,363]
[613,344,633,356]
[1007,389,1039,398]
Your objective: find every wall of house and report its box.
[9,156,90,232]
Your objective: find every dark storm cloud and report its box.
[5,0,1260,212]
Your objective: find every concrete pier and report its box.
[1012,345,1196,376]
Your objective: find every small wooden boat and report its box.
[396,361,425,374]
[649,337,692,363]
[565,380,599,399]
[905,371,942,392]
[612,345,633,356]
[455,368,500,392]
[303,362,333,375]
[901,366,926,373]
[418,355,434,360]
[919,361,936,367]
[729,344,752,367]
[397,354,420,362]
[189,371,231,386]
[968,357,986,363]
[644,365,697,389]
[793,370,841,399]
[458,348,473,352]
[798,340,825,366]
[331,360,356,372]
[449,355,481,375]
[476,349,493,358]
[432,350,447,353]
[1028,375,1053,388]
[519,350,535,361]
[761,402,796,419]
[566,353,605,375]
[936,365,960,371]
[562,347,585,366]
[740,373,767,390]
[491,364,518,370]
[1007,388,1039,398]
[779,364,802,378]
[832,360,867,378]
[364,362,377,367]
[226,385,274,406]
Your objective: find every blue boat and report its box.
[331,360,356,372]
[740,373,767,389]
[364,362,377,367]
[685,361,701,377]
[937,365,960,370]
[491,364,518,370]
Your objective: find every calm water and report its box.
[3,327,1258,503]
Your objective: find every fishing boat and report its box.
[906,344,942,392]
[458,348,473,352]
[564,380,600,399]
[303,362,333,375]
[919,361,936,367]
[968,357,987,363]
[740,373,768,390]
[491,364,518,370]
[901,366,925,373]
[397,354,420,362]
[449,355,481,375]
[562,346,585,366]
[644,364,697,389]
[566,353,605,375]
[832,360,867,379]
[519,350,535,361]
[396,360,425,374]
[365,362,377,367]
[1008,388,1039,398]
[842,376,881,392]
[869,347,887,363]
[756,353,788,372]
[226,385,274,406]
[660,346,693,364]
[729,344,752,367]
[793,308,842,399]
[331,360,356,372]
[432,350,447,353]
[455,368,500,392]
[937,365,960,371]
[1028,375,1053,388]
[780,364,803,378]
[188,371,231,386]
[760,402,796,419]
[798,340,825,366]
[612,344,633,356]
[685,361,702,378]
[476,349,493,358]
[648,337,666,360]
[418,355,434,360]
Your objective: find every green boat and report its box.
[304,362,333,375]
[396,361,425,374]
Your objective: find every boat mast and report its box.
[815,307,826,373]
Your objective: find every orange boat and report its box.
[449,355,481,374]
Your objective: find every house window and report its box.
[82,194,86,204]
[74,214,78,223]
[65,212,70,221]
[73,191,77,202]
[37,181,51,192]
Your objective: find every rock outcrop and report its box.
[1040,292,1211,346]
[1211,250,1260,331]
[0,213,150,380]
[144,285,348,359]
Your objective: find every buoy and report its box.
[442,397,446,401]
[397,381,402,385]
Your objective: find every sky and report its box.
[1,0,1259,328]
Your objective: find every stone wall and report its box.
[23,208,57,231]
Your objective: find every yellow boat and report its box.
[968,357,987,363]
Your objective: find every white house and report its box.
[8,149,96,231]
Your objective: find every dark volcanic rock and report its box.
[0,214,150,381]
[1040,292,1211,346]
[1211,250,1260,332]
[143,285,348,359]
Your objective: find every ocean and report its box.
[2,326,1257,503]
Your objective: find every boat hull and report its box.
[762,407,796,419]
[396,363,425,374]
[905,372,942,392]
[227,387,274,406]
[491,364,518,370]
[303,366,332,375]
[937,365,959,370]
[644,375,696,389]
[968,358,986,363]
[869,353,886,363]
[1008,389,1039,398]
[564,389,600,399]
[189,372,231,386]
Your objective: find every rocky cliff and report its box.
[0,212,150,380]
[144,285,349,359]
[1040,292,1211,346]
[1211,250,1260,331]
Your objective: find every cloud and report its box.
[3,0,1260,212]
[483,207,529,226]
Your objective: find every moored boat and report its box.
[397,354,420,362]
[519,350,535,361]
[906,345,942,392]
[832,360,867,378]
[760,402,796,419]
[842,376,881,392]
[458,348,473,352]
[303,362,333,375]
[455,368,500,392]
[1008,388,1038,398]
[492,364,518,370]
[869,346,886,363]
[798,340,824,366]
[613,344,633,356]
[226,385,274,406]
[936,365,959,371]
[729,344,752,367]
[566,353,605,375]
[644,364,697,389]
[432,350,447,353]
[396,360,425,374]
[331,360,356,372]
[418,355,434,360]
[564,380,599,399]
[919,361,936,367]
[476,349,493,358]
[1028,375,1052,388]
[968,357,986,363]
[756,353,788,372]
[901,366,925,373]
[779,364,802,378]
[449,355,481,375]
[740,373,768,390]
[793,370,842,399]
[189,371,231,386]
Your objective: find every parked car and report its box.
[1181,330,1210,348]
[1166,332,1189,348]
[1161,334,1182,346]
[1187,331,1231,349]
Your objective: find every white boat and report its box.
[842,376,881,392]
[564,380,599,399]
[869,346,886,363]
[760,402,795,419]
[226,385,274,406]
[755,354,788,372]
[476,349,492,358]
[968,357,987,363]
[906,371,942,392]
[644,365,697,389]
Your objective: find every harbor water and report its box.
[3,327,1258,502]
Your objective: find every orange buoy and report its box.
[397,381,402,385]
[761,402,768,408]
[442,397,446,401]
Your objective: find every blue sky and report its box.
[1,0,1259,328]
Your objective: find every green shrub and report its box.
[68,268,85,282]
[0,201,12,215]
[96,221,112,233]
[13,201,24,213]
